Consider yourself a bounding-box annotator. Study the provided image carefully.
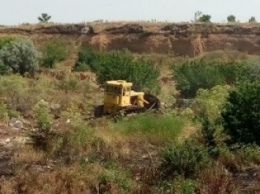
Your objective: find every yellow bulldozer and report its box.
[94,80,160,117]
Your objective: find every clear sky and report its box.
[1,0,259,25]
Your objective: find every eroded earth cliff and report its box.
[1,22,260,57]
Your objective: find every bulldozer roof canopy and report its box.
[105,80,133,87]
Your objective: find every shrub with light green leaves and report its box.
[0,37,16,50]
[194,85,231,123]
[0,38,39,75]
[33,100,53,133]
[193,85,231,147]
[42,39,68,68]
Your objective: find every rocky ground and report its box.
[0,119,260,193]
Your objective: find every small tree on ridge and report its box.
[38,13,51,23]
[227,15,236,23]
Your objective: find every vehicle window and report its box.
[123,87,131,96]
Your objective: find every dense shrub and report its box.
[222,81,260,145]
[42,39,68,68]
[0,38,39,75]
[227,15,236,22]
[198,14,211,22]
[241,58,260,82]
[194,85,231,123]
[0,75,29,110]
[33,100,53,133]
[0,37,16,50]
[74,47,99,71]
[217,145,260,170]
[0,59,11,75]
[193,85,231,147]
[160,142,210,178]
[173,60,243,98]
[74,48,160,93]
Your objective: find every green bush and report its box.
[193,85,231,147]
[227,15,236,22]
[0,37,16,50]
[173,60,242,98]
[0,75,29,110]
[175,178,197,194]
[74,48,160,93]
[0,38,39,75]
[222,81,260,145]
[237,145,260,165]
[217,145,260,169]
[198,14,211,22]
[55,75,80,92]
[160,142,210,178]
[33,100,53,133]
[194,85,231,123]
[0,59,12,75]
[241,58,260,82]
[0,103,9,121]
[42,39,68,68]
[74,47,99,71]
[98,167,135,192]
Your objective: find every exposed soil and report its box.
[1,22,260,58]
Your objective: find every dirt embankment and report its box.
[1,22,260,57]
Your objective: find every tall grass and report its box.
[112,113,186,142]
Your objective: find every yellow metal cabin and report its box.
[104,80,147,115]
[94,80,160,117]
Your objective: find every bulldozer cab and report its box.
[94,80,160,117]
[104,80,133,114]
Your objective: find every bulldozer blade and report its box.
[144,93,161,110]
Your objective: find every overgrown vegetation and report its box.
[0,38,39,75]
[222,81,260,145]
[74,48,160,93]
[0,34,260,193]
[0,36,16,50]
[160,141,210,179]
[41,39,68,68]
[227,15,236,22]
[173,60,243,98]
[111,113,186,142]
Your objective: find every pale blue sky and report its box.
[1,0,259,25]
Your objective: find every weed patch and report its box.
[111,113,186,142]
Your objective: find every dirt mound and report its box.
[105,24,144,34]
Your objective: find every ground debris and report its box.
[0,146,14,177]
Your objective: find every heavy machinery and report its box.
[94,80,160,117]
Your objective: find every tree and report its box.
[248,16,256,23]
[74,48,160,93]
[198,14,211,22]
[222,82,260,145]
[227,15,236,22]
[194,11,202,22]
[0,38,39,75]
[38,13,51,23]
[42,40,68,68]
